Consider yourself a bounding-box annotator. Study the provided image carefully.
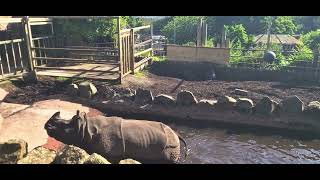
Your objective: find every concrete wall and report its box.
[167,45,230,65]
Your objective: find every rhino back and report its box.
[122,120,168,159]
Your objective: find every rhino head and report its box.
[44,110,85,146]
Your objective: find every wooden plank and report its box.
[33,56,119,63]
[134,48,152,57]
[4,44,11,73]
[30,22,53,26]
[0,39,24,45]
[134,39,152,48]
[134,57,152,69]
[117,17,123,82]
[0,55,4,77]
[133,25,151,32]
[65,46,118,50]
[17,42,24,70]
[34,66,119,73]
[11,42,17,73]
[0,18,22,24]
[32,47,119,52]
[130,29,135,74]
[32,36,53,41]
[29,18,52,22]
[44,16,118,19]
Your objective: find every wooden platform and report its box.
[36,63,120,81]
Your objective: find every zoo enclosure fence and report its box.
[0,16,153,83]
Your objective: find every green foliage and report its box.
[302,30,320,50]
[53,16,143,44]
[273,16,297,34]
[206,38,215,47]
[161,16,204,44]
[288,44,313,62]
[225,24,248,48]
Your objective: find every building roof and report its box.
[254,34,301,45]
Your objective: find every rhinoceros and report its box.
[44,111,189,164]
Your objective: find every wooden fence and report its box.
[0,16,153,83]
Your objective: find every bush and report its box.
[302,30,320,50]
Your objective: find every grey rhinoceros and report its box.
[44,111,189,164]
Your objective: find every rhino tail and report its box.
[176,132,190,159]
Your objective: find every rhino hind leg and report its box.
[163,146,181,163]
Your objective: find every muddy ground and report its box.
[1,72,320,105]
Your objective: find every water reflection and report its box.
[172,124,320,164]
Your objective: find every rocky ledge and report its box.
[65,82,320,137]
[0,139,140,164]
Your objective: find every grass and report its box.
[152,56,167,62]
[134,70,148,78]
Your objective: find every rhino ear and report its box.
[51,111,61,119]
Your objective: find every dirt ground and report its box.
[120,72,320,104]
[1,72,320,105]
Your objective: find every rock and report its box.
[83,153,111,164]
[304,101,320,117]
[98,86,117,99]
[176,90,198,106]
[216,95,237,108]
[66,84,79,97]
[54,145,89,164]
[0,139,28,164]
[0,114,3,130]
[22,71,38,84]
[0,88,8,102]
[79,81,98,99]
[235,89,248,96]
[153,94,176,106]
[236,98,254,112]
[255,97,279,115]
[134,88,154,105]
[119,159,141,164]
[17,146,57,164]
[282,96,304,113]
[198,99,217,108]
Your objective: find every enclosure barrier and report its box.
[0,16,154,83]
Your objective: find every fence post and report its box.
[117,17,123,83]
[22,16,35,72]
[130,29,135,75]
[313,48,319,82]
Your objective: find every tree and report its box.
[225,24,249,48]
[273,16,297,34]
[161,16,204,44]
[302,30,320,50]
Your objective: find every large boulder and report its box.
[236,98,254,112]
[134,88,154,105]
[0,139,28,164]
[53,145,89,164]
[0,88,8,102]
[66,84,79,97]
[0,114,3,130]
[79,81,98,99]
[17,146,57,164]
[304,101,320,117]
[216,95,237,109]
[235,89,248,96]
[98,86,117,99]
[197,99,217,109]
[83,153,111,164]
[255,96,279,115]
[119,159,141,164]
[176,90,198,106]
[282,96,304,113]
[153,94,176,106]
[22,71,38,84]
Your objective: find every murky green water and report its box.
[171,124,320,164]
